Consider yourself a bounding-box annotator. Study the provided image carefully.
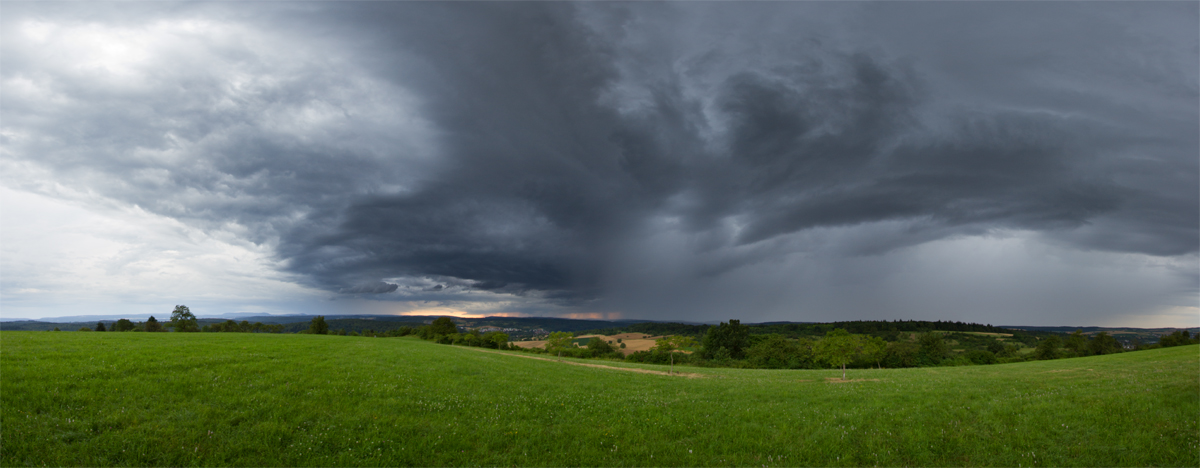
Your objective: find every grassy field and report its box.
[2,332,1196,467]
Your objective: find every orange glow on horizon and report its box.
[396,308,529,319]
[392,309,625,320]
[558,311,624,320]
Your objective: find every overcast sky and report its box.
[2,2,1196,326]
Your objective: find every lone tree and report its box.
[95,322,106,332]
[545,331,574,358]
[144,316,163,333]
[655,335,697,375]
[169,305,199,332]
[814,329,867,380]
[309,315,329,335]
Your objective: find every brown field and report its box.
[510,332,665,356]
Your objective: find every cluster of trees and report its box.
[1156,330,1199,348]
[530,332,626,360]
[203,320,285,333]
[85,317,159,332]
[575,319,1045,344]
[406,317,512,349]
[1037,330,1122,359]
[492,319,1194,378]
[328,326,416,337]
[626,326,960,375]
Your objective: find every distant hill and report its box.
[1003,325,1200,344]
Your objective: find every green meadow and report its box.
[2,332,1196,467]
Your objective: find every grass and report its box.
[2,332,1197,467]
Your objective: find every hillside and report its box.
[2,332,1196,466]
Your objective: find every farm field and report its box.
[511,332,663,355]
[2,332,1196,467]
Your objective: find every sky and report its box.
[1,2,1197,327]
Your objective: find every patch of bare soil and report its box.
[463,347,705,378]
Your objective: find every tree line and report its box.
[413,317,1199,379]
[77,307,288,333]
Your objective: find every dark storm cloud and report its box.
[269,2,1194,301]
[3,2,1195,319]
[338,282,398,295]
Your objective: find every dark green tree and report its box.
[169,305,199,332]
[429,317,458,336]
[1090,332,1120,354]
[114,319,135,332]
[884,340,920,368]
[701,319,750,360]
[1064,330,1089,357]
[308,316,329,335]
[965,349,997,365]
[586,337,615,356]
[745,334,813,369]
[485,332,510,349]
[95,322,107,332]
[144,316,163,332]
[1035,335,1061,360]
[917,332,948,365]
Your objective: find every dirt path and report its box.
[464,347,705,378]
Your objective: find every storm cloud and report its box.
[2,2,1196,325]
